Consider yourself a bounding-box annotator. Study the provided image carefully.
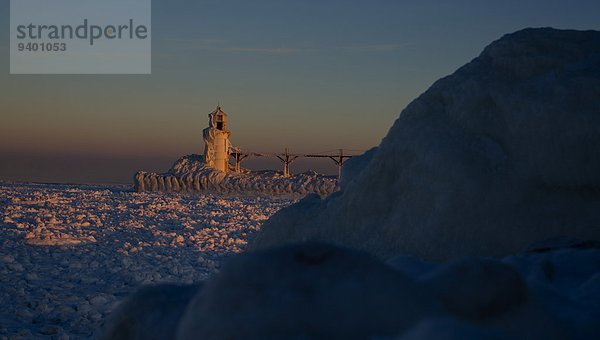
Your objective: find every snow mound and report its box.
[101,243,599,339]
[134,155,337,196]
[250,28,600,260]
[177,243,442,339]
[99,284,201,340]
[421,258,568,339]
[423,259,528,321]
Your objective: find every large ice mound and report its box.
[251,28,600,260]
[134,155,337,196]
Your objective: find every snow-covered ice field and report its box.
[0,182,294,339]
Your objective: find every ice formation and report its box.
[251,28,600,260]
[99,284,200,340]
[134,155,337,196]
[176,243,442,339]
[135,104,338,196]
[101,242,599,339]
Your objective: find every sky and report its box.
[1,0,600,183]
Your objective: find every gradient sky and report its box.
[1,0,600,183]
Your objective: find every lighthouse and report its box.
[202,105,231,172]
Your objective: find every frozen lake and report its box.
[0,182,293,338]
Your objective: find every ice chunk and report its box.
[177,243,441,339]
[99,284,201,340]
[251,28,600,260]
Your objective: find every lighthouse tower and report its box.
[202,105,231,172]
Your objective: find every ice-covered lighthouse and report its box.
[203,105,231,172]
